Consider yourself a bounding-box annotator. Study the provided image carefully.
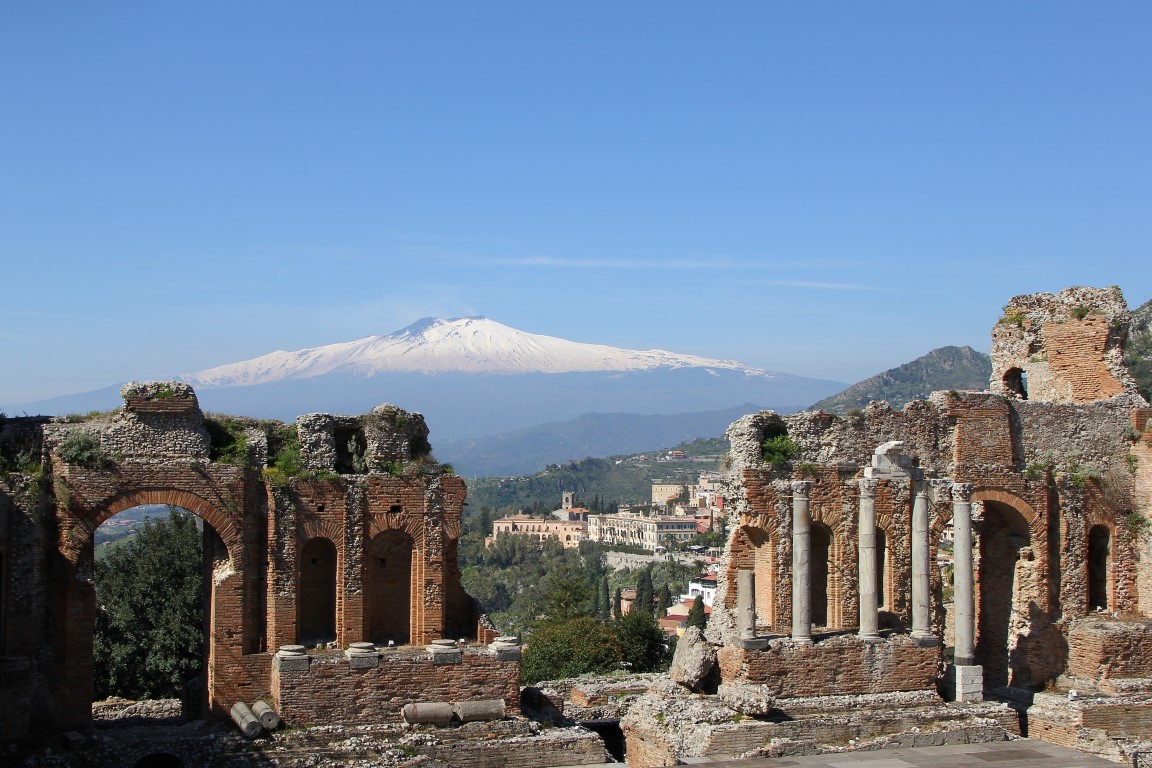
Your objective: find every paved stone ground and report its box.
[562,739,1133,767]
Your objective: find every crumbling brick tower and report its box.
[624,286,1152,766]
[0,386,509,741]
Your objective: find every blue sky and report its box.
[2,2,1149,407]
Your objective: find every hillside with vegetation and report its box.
[464,437,728,515]
[1126,298,1152,402]
[810,345,992,415]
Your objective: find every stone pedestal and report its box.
[951,664,984,703]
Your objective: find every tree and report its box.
[634,567,654,615]
[521,616,622,684]
[615,609,671,673]
[686,596,707,630]
[600,576,611,620]
[655,583,673,613]
[94,508,204,700]
[613,587,623,619]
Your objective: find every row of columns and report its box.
[764,478,981,700]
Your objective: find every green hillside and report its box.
[1126,298,1152,402]
[810,346,991,415]
[465,437,727,516]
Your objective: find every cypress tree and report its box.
[634,567,655,614]
[686,595,707,630]
[613,587,623,618]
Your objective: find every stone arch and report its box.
[728,525,776,629]
[972,493,1040,688]
[1003,367,1028,399]
[298,537,338,645]
[62,488,241,564]
[365,529,414,645]
[54,488,245,731]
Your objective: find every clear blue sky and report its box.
[2,2,1149,407]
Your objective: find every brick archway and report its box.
[61,488,241,565]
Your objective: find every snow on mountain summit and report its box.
[181,316,780,388]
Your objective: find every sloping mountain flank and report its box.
[810,346,992,415]
[180,316,781,385]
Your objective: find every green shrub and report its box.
[57,432,114,470]
[761,434,799,466]
[204,416,249,465]
[1070,306,1091,320]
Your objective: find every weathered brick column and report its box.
[791,480,813,645]
[857,478,880,640]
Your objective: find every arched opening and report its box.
[298,538,338,646]
[811,523,832,628]
[366,530,413,645]
[727,527,774,630]
[92,505,222,718]
[1003,368,1028,399]
[1088,525,1111,611]
[975,501,1031,688]
[876,527,888,610]
[134,753,184,768]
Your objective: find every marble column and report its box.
[911,483,932,639]
[791,480,813,644]
[951,482,983,701]
[737,569,757,639]
[857,479,880,640]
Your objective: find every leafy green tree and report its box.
[655,583,673,613]
[686,596,707,630]
[521,616,622,684]
[94,509,204,700]
[615,608,671,673]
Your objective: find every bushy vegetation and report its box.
[57,432,115,470]
[94,509,204,700]
[1125,299,1152,402]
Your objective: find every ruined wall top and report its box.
[990,286,1144,405]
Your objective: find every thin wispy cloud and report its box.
[490,256,856,271]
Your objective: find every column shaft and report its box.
[911,486,932,638]
[952,484,975,666]
[792,481,812,644]
[857,479,879,639]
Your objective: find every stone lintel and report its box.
[731,637,770,651]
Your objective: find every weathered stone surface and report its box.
[669,627,716,690]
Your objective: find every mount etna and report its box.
[11,317,844,474]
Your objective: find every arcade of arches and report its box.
[0,385,494,739]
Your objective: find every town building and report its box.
[487,513,586,549]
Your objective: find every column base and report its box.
[858,632,883,644]
[948,664,984,703]
[790,635,813,646]
[911,631,940,648]
[733,636,770,650]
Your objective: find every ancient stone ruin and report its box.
[0,390,517,749]
[622,286,1152,765]
[2,284,1152,767]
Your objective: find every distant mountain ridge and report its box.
[810,346,992,415]
[440,403,768,477]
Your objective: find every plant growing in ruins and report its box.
[153,383,177,399]
[1070,306,1091,321]
[761,434,799,466]
[998,308,1026,327]
[1066,462,1101,488]
[845,408,865,428]
[1126,454,1139,475]
[57,432,115,470]
[204,416,249,466]
[1125,511,1151,542]
[373,459,405,478]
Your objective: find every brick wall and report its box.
[272,648,520,725]
[717,635,937,697]
[1067,620,1152,679]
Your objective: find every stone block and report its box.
[669,627,716,690]
[428,646,463,665]
[952,664,984,703]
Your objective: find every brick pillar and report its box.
[791,480,813,645]
[858,478,880,640]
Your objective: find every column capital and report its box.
[929,478,953,503]
[858,477,878,499]
[951,482,973,503]
[791,480,812,499]
[912,480,930,500]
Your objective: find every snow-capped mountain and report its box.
[180,316,776,386]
